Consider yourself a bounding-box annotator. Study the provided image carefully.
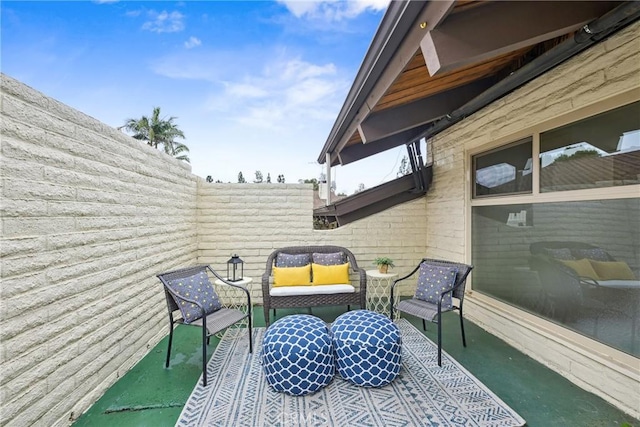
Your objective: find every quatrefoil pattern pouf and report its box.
[261,314,334,396]
[331,310,402,387]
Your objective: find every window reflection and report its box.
[473,138,532,197]
[540,101,640,192]
[472,199,640,356]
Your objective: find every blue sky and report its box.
[2,0,406,194]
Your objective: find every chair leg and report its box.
[165,324,174,368]
[202,327,208,387]
[248,316,253,354]
[264,306,270,327]
[437,317,442,367]
[459,311,467,347]
[422,319,427,331]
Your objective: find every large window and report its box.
[472,200,639,356]
[471,100,640,357]
[540,102,640,192]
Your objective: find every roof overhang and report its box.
[314,0,639,227]
[318,0,638,167]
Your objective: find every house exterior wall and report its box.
[0,74,199,426]
[424,22,640,417]
[196,182,429,303]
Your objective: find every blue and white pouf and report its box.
[261,314,335,396]
[331,310,402,387]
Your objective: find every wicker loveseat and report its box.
[261,246,367,326]
[529,241,639,320]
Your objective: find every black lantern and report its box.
[226,254,244,282]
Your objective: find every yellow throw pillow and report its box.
[559,259,599,281]
[273,264,311,287]
[312,262,350,285]
[589,260,636,280]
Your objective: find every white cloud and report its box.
[226,83,269,99]
[184,36,201,49]
[142,10,185,33]
[220,56,345,130]
[145,49,400,192]
[277,0,388,21]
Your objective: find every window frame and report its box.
[466,93,640,358]
[469,93,640,209]
[472,137,533,199]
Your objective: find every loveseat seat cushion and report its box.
[270,284,355,297]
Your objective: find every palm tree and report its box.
[123,107,190,163]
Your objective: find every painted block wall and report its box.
[423,22,640,417]
[0,74,199,426]
[196,181,429,303]
[0,73,429,426]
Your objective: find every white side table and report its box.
[366,270,399,320]
[214,277,253,331]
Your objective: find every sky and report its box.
[1,0,408,195]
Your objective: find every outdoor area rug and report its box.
[176,319,526,427]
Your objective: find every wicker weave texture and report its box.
[262,246,366,326]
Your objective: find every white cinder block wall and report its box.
[424,22,640,417]
[196,181,429,303]
[1,74,199,426]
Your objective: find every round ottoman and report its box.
[261,314,334,396]
[331,310,402,387]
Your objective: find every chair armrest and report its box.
[390,263,421,298]
[205,266,251,306]
[262,251,278,287]
[352,266,367,289]
[578,276,604,289]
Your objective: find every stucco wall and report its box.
[196,182,429,302]
[0,74,199,426]
[424,22,640,417]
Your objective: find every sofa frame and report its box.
[261,245,367,326]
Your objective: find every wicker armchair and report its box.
[262,246,366,326]
[157,265,253,386]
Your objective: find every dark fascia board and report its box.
[316,0,428,164]
[337,123,432,166]
[314,166,433,226]
[357,77,495,144]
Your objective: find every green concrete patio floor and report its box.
[73,306,638,426]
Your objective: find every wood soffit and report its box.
[341,0,620,151]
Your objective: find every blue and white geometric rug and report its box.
[176,319,526,426]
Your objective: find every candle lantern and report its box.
[226,254,244,282]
